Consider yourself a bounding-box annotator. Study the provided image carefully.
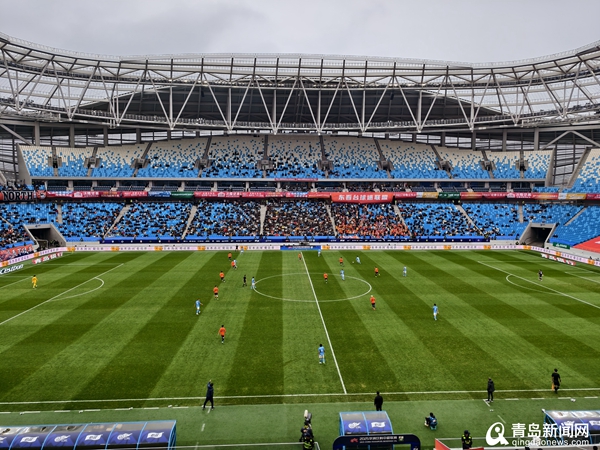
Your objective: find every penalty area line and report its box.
[301,252,347,394]
[0,264,123,327]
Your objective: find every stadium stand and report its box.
[203,136,263,178]
[57,202,123,241]
[186,200,260,239]
[0,202,58,226]
[435,148,489,179]
[331,203,408,238]
[399,202,478,237]
[566,148,600,192]
[91,144,147,177]
[378,141,447,179]
[550,205,600,246]
[487,151,522,179]
[20,145,55,177]
[462,203,523,239]
[109,201,191,239]
[263,199,333,237]
[55,147,94,177]
[267,136,325,178]
[323,136,387,179]
[136,138,207,178]
[523,150,552,179]
[0,220,31,250]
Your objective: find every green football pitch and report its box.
[0,249,599,448]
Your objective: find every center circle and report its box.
[254,272,372,303]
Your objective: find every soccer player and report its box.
[339,256,344,266]
[31,275,38,289]
[298,253,302,261]
[538,270,543,281]
[195,299,204,315]
[243,274,247,287]
[213,285,219,299]
[433,303,438,320]
[251,276,256,289]
[318,344,325,364]
[355,256,361,264]
[227,252,232,261]
[340,269,345,281]
[220,271,225,282]
[374,267,380,277]
[324,272,328,283]
[403,266,407,277]
[318,249,321,257]
[370,295,376,310]
[219,325,226,344]
[233,259,237,269]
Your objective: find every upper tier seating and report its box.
[263,200,333,236]
[436,149,489,179]
[378,141,446,179]
[203,136,263,178]
[109,201,191,238]
[137,139,207,178]
[20,146,55,177]
[186,200,261,238]
[523,150,551,179]
[267,136,325,178]
[56,147,94,177]
[92,144,147,177]
[57,202,123,241]
[566,148,600,193]
[323,137,386,179]
[331,203,408,238]
[488,151,522,179]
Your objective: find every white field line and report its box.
[566,271,600,286]
[300,253,347,394]
[0,264,123,327]
[478,261,600,310]
[0,277,29,290]
[0,387,598,405]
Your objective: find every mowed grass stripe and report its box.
[0,252,153,403]
[308,251,399,394]
[420,251,600,388]
[147,251,262,402]
[338,251,464,394]
[0,252,126,321]
[281,252,344,395]
[65,252,211,404]
[224,251,284,399]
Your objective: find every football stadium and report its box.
[1,23,600,450]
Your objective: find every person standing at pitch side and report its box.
[487,377,495,402]
[202,380,214,410]
[552,368,561,393]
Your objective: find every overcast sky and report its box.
[1,0,599,63]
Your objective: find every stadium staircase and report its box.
[393,204,408,228]
[480,150,495,178]
[132,142,153,178]
[52,146,59,176]
[518,204,524,223]
[455,204,483,234]
[373,139,393,178]
[86,146,98,177]
[565,147,592,189]
[564,206,587,226]
[181,204,197,239]
[259,204,267,236]
[545,148,556,185]
[106,204,132,237]
[430,144,452,178]
[56,204,63,224]
[325,204,336,233]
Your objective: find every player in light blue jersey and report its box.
[318,249,321,257]
[318,344,325,364]
[340,269,345,281]
[355,256,361,264]
[251,277,256,290]
[433,303,438,320]
[403,266,407,277]
[196,299,204,315]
